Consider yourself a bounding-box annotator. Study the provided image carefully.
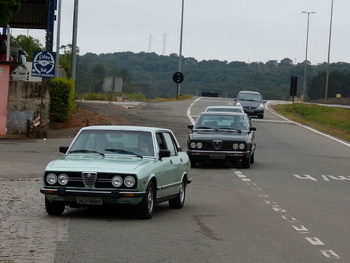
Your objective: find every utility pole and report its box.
[302,11,315,101]
[325,0,334,103]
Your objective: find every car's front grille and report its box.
[82,172,97,188]
[199,141,242,151]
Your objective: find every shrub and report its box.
[49,78,75,123]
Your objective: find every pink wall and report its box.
[0,65,10,135]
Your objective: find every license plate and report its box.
[209,155,225,159]
[245,109,254,113]
[76,196,103,205]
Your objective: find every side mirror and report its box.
[250,127,256,132]
[159,149,171,159]
[59,146,69,153]
[188,124,194,130]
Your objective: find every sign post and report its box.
[31,51,56,78]
[172,72,184,99]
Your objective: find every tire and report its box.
[259,114,264,119]
[190,158,196,168]
[250,152,255,164]
[242,156,251,168]
[137,181,155,219]
[169,179,186,209]
[45,196,65,216]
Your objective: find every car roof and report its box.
[79,125,171,133]
[205,106,242,110]
[199,111,247,117]
[238,90,261,95]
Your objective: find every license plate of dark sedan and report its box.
[209,155,225,159]
[76,197,103,205]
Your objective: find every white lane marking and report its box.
[306,237,325,246]
[234,170,341,260]
[321,250,341,259]
[187,97,201,125]
[266,102,350,148]
[292,225,310,234]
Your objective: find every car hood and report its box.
[238,100,262,107]
[189,130,250,141]
[45,155,155,173]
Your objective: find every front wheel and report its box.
[169,179,186,209]
[136,181,155,219]
[242,156,251,168]
[45,196,65,216]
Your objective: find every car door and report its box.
[161,132,184,196]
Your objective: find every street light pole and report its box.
[302,11,315,101]
[177,0,184,99]
[325,0,334,103]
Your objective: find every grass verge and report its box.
[271,103,350,143]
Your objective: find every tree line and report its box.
[70,52,350,100]
[8,34,350,101]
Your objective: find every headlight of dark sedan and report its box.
[190,142,202,149]
[232,143,245,150]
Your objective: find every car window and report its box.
[196,115,248,130]
[162,132,178,156]
[69,130,154,156]
[206,108,242,112]
[237,93,262,102]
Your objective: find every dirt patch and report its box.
[42,103,132,138]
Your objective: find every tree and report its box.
[11,35,43,61]
[0,0,21,25]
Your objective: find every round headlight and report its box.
[239,143,245,150]
[58,174,69,185]
[124,176,136,188]
[196,142,203,149]
[112,176,123,187]
[232,143,239,150]
[190,142,197,149]
[46,173,57,185]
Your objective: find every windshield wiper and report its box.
[105,148,143,158]
[69,149,105,156]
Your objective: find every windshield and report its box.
[237,93,262,102]
[68,130,155,157]
[195,115,248,130]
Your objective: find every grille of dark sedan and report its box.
[196,141,246,151]
[44,172,137,189]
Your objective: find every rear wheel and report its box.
[137,181,155,219]
[45,196,65,216]
[169,179,186,209]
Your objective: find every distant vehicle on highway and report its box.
[235,91,265,119]
[205,105,244,113]
[40,125,192,219]
[187,112,256,168]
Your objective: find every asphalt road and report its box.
[1,97,349,263]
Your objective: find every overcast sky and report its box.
[11,0,350,65]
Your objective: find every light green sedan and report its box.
[40,125,191,219]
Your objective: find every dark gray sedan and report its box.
[187,112,256,168]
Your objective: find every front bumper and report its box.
[243,108,264,116]
[187,150,250,162]
[40,187,146,206]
